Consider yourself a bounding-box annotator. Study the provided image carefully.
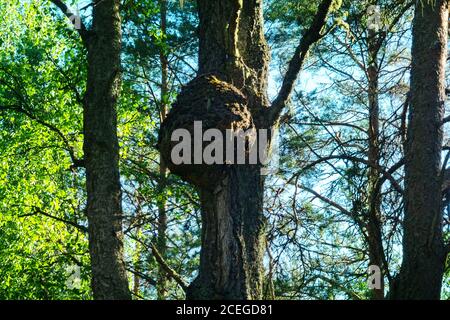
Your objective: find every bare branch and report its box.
[126,233,188,292]
[268,0,334,125]
[49,0,90,47]
[314,275,363,300]
[300,185,353,217]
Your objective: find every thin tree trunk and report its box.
[133,239,141,297]
[133,194,144,298]
[84,0,130,300]
[390,0,448,300]
[156,0,169,301]
[366,24,385,300]
[156,158,168,300]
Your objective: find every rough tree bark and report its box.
[51,0,131,299]
[84,0,130,300]
[160,0,334,300]
[390,0,448,300]
[184,0,270,299]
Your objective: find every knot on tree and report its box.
[159,74,254,189]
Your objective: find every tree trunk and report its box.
[390,0,448,300]
[185,0,270,300]
[187,166,265,299]
[366,24,385,300]
[84,0,130,300]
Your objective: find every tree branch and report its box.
[20,206,88,233]
[315,275,363,300]
[268,0,334,125]
[125,266,157,286]
[126,233,188,292]
[49,0,90,47]
[300,185,353,217]
[300,155,404,195]
[150,242,188,292]
[0,104,85,169]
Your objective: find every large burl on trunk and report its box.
[159,75,254,189]
[160,0,334,299]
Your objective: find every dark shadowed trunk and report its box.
[390,0,448,300]
[188,166,265,299]
[84,0,130,299]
